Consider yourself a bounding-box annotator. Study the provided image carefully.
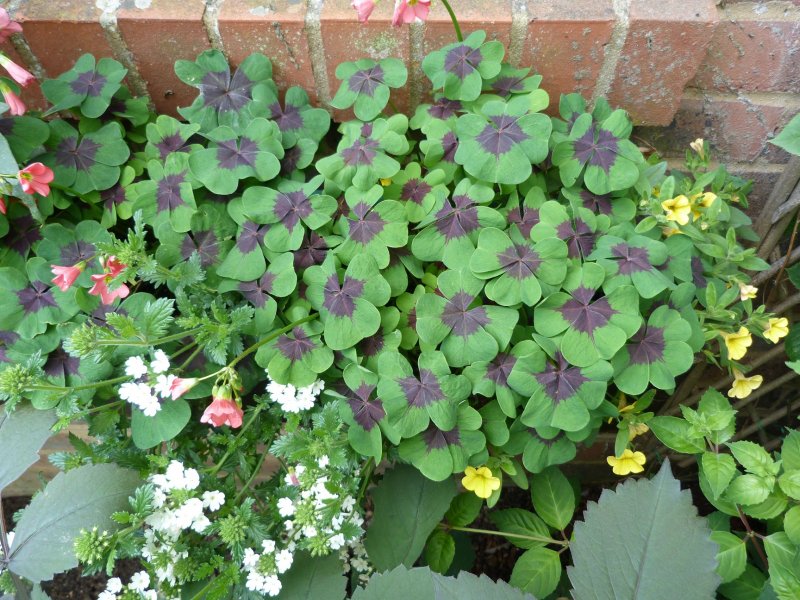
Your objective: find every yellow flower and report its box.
[661,195,692,225]
[739,283,758,302]
[699,192,717,207]
[461,466,501,499]
[379,178,392,186]
[727,369,763,399]
[689,192,717,221]
[662,226,683,238]
[607,449,646,476]
[764,317,789,344]
[628,422,650,441]
[722,327,752,360]
[690,138,705,158]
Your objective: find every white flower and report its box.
[277,497,295,517]
[134,0,152,8]
[262,539,276,554]
[124,356,148,378]
[119,382,153,406]
[173,498,204,530]
[318,455,330,469]
[243,548,259,568]
[130,570,151,592]
[154,374,177,398]
[329,533,346,550]
[106,577,123,594]
[283,519,294,531]
[264,574,282,596]
[342,496,356,512]
[275,549,293,573]
[150,349,170,374]
[152,488,166,509]
[246,571,266,592]
[165,461,187,489]
[202,490,225,511]
[97,592,117,600]
[143,591,157,600]
[191,514,211,534]
[139,395,162,417]
[302,525,317,538]
[182,468,200,490]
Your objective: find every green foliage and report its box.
[0,403,55,491]
[771,113,800,156]
[275,552,347,600]
[568,461,720,599]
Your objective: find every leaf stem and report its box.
[233,437,275,504]
[207,405,264,477]
[0,492,10,565]
[439,0,463,42]
[356,457,375,504]
[441,524,569,547]
[227,314,318,369]
[27,375,131,393]
[94,327,205,347]
[736,506,768,568]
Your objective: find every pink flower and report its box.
[0,54,34,87]
[391,0,430,26]
[168,377,197,400]
[1,86,25,115]
[88,256,130,305]
[0,197,6,215]
[0,9,22,43]
[51,264,84,291]
[352,0,376,22]
[18,162,54,196]
[201,394,243,428]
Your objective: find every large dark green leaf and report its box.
[277,551,347,600]
[0,404,56,491]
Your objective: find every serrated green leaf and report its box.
[568,460,720,600]
[784,506,800,546]
[778,471,800,500]
[729,441,775,477]
[649,416,706,454]
[712,531,747,583]
[701,452,737,500]
[530,467,574,530]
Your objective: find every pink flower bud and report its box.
[168,377,197,400]
[391,0,430,26]
[0,54,34,87]
[0,9,23,43]
[1,86,25,115]
[51,264,84,292]
[351,0,376,22]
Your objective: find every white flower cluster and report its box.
[97,571,156,600]
[242,539,294,597]
[281,464,364,554]
[119,351,174,416]
[139,461,225,589]
[266,377,324,413]
[340,539,373,586]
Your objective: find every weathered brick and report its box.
[636,91,800,163]
[692,2,800,93]
[522,0,615,108]
[607,0,718,126]
[117,0,210,115]
[11,0,114,78]
[321,0,411,118]
[218,0,317,103]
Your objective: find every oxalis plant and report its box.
[0,2,796,599]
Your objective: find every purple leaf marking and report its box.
[156,172,187,212]
[276,327,317,361]
[180,230,220,267]
[441,291,490,336]
[444,45,483,80]
[17,280,58,314]
[348,65,385,97]
[55,137,101,171]
[269,101,303,132]
[559,285,616,335]
[294,232,329,270]
[486,352,516,387]
[59,240,95,266]
[574,126,620,174]
[323,273,364,317]
[216,137,259,169]
[347,202,385,244]
[428,98,462,119]
[628,324,666,365]
[508,205,540,239]
[423,424,461,450]
[401,179,432,205]
[44,344,81,378]
[341,138,379,166]
[611,243,651,275]
[238,272,277,308]
[556,219,595,259]
[345,383,385,431]
[70,70,107,97]
[155,132,191,159]
[274,190,312,232]
[434,194,480,240]
[535,353,588,403]
[199,67,254,112]
[236,221,268,253]
[399,369,443,408]
[497,243,541,279]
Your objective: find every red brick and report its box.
[219,0,317,104]
[607,0,718,126]
[692,2,800,93]
[637,92,800,164]
[725,163,785,218]
[522,0,615,112]
[423,0,512,58]
[0,40,46,111]
[117,0,210,116]
[12,0,114,79]
[321,0,411,118]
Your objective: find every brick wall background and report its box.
[1,0,798,211]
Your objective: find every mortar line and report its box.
[409,21,425,111]
[590,0,630,108]
[203,0,225,53]
[6,0,46,78]
[508,0,528,67]
[306,0,331,106]
[98,4,150,100]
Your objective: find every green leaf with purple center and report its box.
[42,54,127,118]
[36,221,110,289]
[463,340,532,418]
[144,115,201,161]
[561,185,636,225]
[382,162,447,223]
[398,403,485,482]
[589,232,673,299]
[41,120,130,195]
[551,109,644,195]
[334,184,408,269]
[410,95,464,133]
[482,64,543,99]
[240,174,336,253]
[188,118,283,195]
[331,58,408,122]
[175,51,277,131]
[422,30,504,102]
[262,86,331,150]
[329,364,400,463]
[411,178,504,269]
[419,120,462,184]
[216,197,270,281]
[470,227,568,306]
[502,420,578,474]
[533,263,642,367]
[611,305,694,395]
[415,269,518,368]
[345,306,402,373]
[377,350,469,439]
[303,254,391,351]
[130,154,199,233]
[455,95,551,184]
[316,116,410,191]
[530,200,609,262]
[503,186,545,241]
[255,315,333,387]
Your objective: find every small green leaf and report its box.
[778,471,800,500]
[781,430,800,471]
[649,416,706,454]
[725,474,771,506]
[701,452,737,500]
[489,509,551,549]
[784,506,800,546]
[530,467,574,530]
[711,531,747,583]
[131,399,192,450]
[509,547,561,598]
[445,493,483,527]
[771,113,800,156]
[729,441,775,477]
[425,530,455,574]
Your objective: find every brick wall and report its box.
[1,0,798,210]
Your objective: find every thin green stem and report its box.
[28,375,131,394]
[228,314,318,369]
[177,345,203,373]
[356,457,375,504]
[442,524,569,547]
[207,405,264,477]
[94,327,205,347]
[170,340,198,360]
[80,399,125,416]
[439,0,463,42]
[233,437,275,504]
